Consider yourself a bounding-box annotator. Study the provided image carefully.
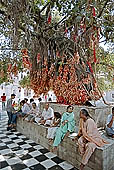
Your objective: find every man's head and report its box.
[11,94,16,99]
[3,93,5,96]
[24,98,28,103]
[30,98,34,103]
[20,100,25,106]
[32,102,36,109]
[112,107,114,116]
[38,98,42,102]
[44,103,49,110]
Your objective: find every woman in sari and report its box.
[53,105,75,149]
[77,109,108,170]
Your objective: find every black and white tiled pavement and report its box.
[0,110,77,170]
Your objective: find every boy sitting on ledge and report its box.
[47,112,61,143]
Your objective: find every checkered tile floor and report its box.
[0,110,77,170]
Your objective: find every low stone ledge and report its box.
[40,103,111,127]
[17,117,114,170]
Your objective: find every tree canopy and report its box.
[0,0,114,104]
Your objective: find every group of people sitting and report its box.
[6,94,114,170]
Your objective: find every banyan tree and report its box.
[0,0,114,105]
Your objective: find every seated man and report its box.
[106,107,114,138]
[36,103,54,126]
[25,102,40,122]
[22,100,31,118]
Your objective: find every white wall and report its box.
[105,90,114,102]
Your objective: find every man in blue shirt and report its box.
[106,107,114,138]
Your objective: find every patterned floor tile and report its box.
[30,163,46,170]
[0,149,13,155]
[0,155,5,162]
[20,154,33,161]
[24,139,35,143]
[11,162,27,170]
[5,141,15,145]
[0,145,9,150]
[14,149,28,156]
[27,147,36,153]
[0,161,9,169]
[7,143,19,149]
[33,145,44,150]
[48,165,64,170]
[15,133,22,136]
[6,157,22,165]
[8,135,18,139]
[51,156,64,164]
[20,144,32,149]
[45,152,57,159]
[1,166,12,170]
[12,138,24,143]
[29,150,42,157]
[11,146,23,152]
[34,155,48,162]
[0,110,75,170]
[1,138,12,143]
[17,141,27,146]
[3,153,16,160]
[28,142,37,146]
[0,142,6,146]
[39,148,49,154]
[23,158,39,167]
[41,159,57,169]
[59,161,74,170]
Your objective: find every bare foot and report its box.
[30,120,33,123]
[45,124,50,127]
[52,146,57,152]
[72,136,79,141]
[80,163,85,170]
[48,139,53,144]
[112,135,114,138]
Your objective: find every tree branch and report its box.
[98,0,109,18]
[98,62,114,69]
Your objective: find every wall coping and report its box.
[17,118,114,170]
[40,102,111,109]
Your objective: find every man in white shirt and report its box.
[106,107,114,138]
[38,103,54,126]
[21,100,31,117]
[25,102,40,121]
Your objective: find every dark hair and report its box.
[38,97,42,102]
[48,98,52,102]
[67,105,74,111]
[112,107,114,112]
[32,102,36,106]
[54,112,61,119]
[30,98,34,103]
[81,109,92,118]
[20,100,25,104]
[24,98,28,102]
[11,94,16,97]
[3,93,5,95]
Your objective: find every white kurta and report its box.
[35,107,54,125]
[22,103,31,114]
[25,106,40,121]
[47,118,60,139]
[47,127,58,139]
